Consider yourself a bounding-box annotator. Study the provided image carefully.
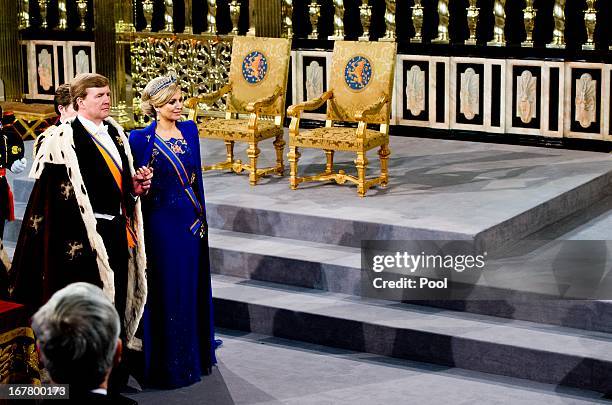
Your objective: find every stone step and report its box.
[207,228,612,335]
[212,274,612,394]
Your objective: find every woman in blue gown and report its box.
[129,74,216,388]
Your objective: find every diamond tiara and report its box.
[149,72,178,96]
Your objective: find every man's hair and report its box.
[31,282,120,390]
[53,84,71,115]
[70,73,110,111]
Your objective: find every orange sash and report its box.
[88,132,137,248]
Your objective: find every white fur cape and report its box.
[30,117,147,350]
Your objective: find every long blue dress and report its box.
[129,120,216,388]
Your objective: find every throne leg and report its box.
[225,140,235,171]
[247,142,261,185]
[288,146,300,190]
[378,144,391,187]
[355,151,369,197]
[273,134,285,175]
[324,150,334,174]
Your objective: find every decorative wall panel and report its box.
[564,62,608,140]
[396,55,450,129]
[450,57,505,134]
[22,40,95,101]
[292,50,331,121]
[505,60,564,138]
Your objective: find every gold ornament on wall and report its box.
[19,0,30,30]
[487,0,506,46]
[130,35,233,125]
[308,0,320,39]
[57,0,67,30]
[432,0,450,44]
[410,0,424,43]
[76,0,87,31]
[207,0,217,34]
[582,0,597,51]
[358,0,372,41]
[142,0,153,32]
[282,0,293,39]
[38,0,48,29]
[465,0,479,45]
[547,0,566,49]
[521,0,536,47]
[163,0,174,32]
[230,0,241,35]
[184,0,193,34]
[328,0,345,40]
[379,0,396,42]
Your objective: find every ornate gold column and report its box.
[115,0,135,125]
[254,0,281,37]
[0,0,23,101]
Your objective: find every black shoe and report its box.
[214,339,223,350]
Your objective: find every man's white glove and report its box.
[10,158,27,174]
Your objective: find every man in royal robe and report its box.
[9,73,153,391]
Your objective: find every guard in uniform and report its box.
[0,105,27,298]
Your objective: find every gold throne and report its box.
[186,37,291,185]
[286,41,396,197]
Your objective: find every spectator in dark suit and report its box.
[32,282,137,404]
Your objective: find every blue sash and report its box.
[153,135,206,237]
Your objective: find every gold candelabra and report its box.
[38,0,47,29]
[380,0,396,42]
[432,0,450,44]
[76,0,87,31]
[282,0,293,39]
[582,0,597,50]
[230,0,241,35]
[142,0,153,32]
[308,0,320,39]
[547,0,566,49]
[410,0,424,43]
[465,0,479,45]
[487,0,506,46]
[163,0,174,32]
[19,0,30,30]
[57,0,67,30]
[358,0,371,41]
[206,0,217,34]
[328,0,345,40]
[521,0,536,47]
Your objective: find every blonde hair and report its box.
[141,76,181,118]
[70,73,109,111]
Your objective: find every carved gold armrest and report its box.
[354,94,390,121]
[186,83,232,108]
[245,86,284,113]
[287,90,334,118]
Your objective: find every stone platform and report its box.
[6,134,612,394]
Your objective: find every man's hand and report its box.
[10,158,27,174]
[132,166,153,196]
